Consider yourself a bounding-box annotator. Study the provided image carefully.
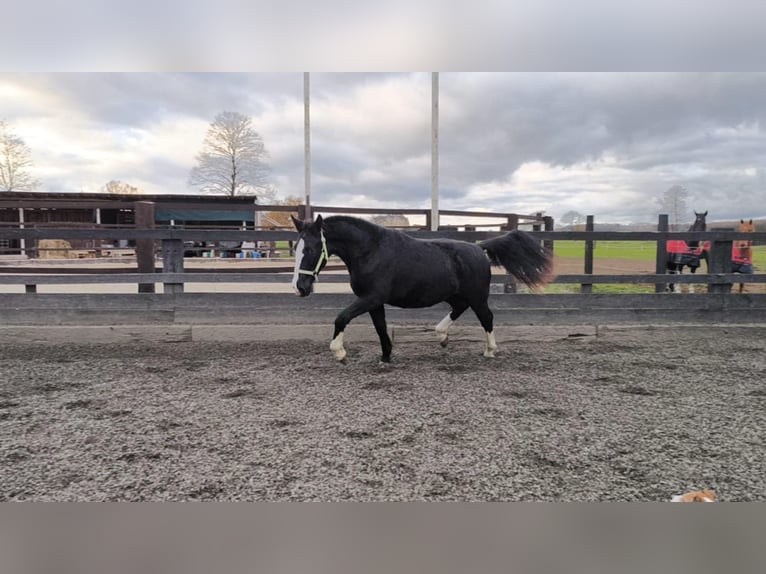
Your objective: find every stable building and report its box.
[0,192,259,256]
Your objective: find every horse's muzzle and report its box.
[294,276,314,297]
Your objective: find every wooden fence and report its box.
[1,216,765,326]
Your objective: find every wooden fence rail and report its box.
[1,220,763,298]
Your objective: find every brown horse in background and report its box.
[734,219,755,293]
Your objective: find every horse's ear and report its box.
[749,219,753,225]
[315,214,323,229]
[704,211,708,216]
[291,215,304,232]
[741,219,745,224]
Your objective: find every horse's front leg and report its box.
[331,298,378,362]
[666,264,679,293]
[688,266,696,294]
[673,266,684,293]
[369,305,393,364]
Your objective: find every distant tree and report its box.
[371,214,411,228]
[264,196,303,228]
[560,210,585,227]
[102,180,142,195]
[189,111,272,200]
[0,120,40,191]
[657,185,689,230]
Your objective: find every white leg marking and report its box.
[689,284,695,294]
[291,238,305,294]
[435,313,454,345]
[330,332,346,362]
[484,330,498,358]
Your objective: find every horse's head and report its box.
[737,218,755,249]
[692,210,708,231]
[291,214,328,297]
[738,219,755,233]
[685,211,708,250]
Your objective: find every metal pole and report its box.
[431,72,439,231]
[18,207,26,257]
[304,72,312,221]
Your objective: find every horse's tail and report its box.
[479,230,554,288]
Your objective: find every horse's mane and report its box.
[324,216,388,239]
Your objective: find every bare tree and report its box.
[657,185,689,230]
[102,180,142,195]
[560,210,585,227]
[264,196,303,228]
[0,120,40,191]
[189,111,272,200]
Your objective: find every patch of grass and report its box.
[554,241,657,261]
[752,245,766,269]
[554,242,765,269]
[592,284,655,294]
[539,284,655,294]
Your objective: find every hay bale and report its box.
[38,239,72,259]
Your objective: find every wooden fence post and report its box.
[708,239,733,294]
[543,216,554,253]
[582,215,594,294]
[135,201,156,294]
[655,214,669,293]
[162,238,184,295]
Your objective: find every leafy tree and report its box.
[189,111,272,200]
[102,180,142,195]
[0,120,40,191]
[657,185,689,230]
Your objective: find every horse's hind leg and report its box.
[369,305,393,363]
[436,296,469,347]
[470,299,497,358]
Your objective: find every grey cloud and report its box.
[4,72,766,223]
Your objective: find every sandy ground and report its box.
[1,326,765,501]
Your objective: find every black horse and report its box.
[291,215,552,363]
[666,211,708,293]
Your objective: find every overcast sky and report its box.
[2,72,765,225]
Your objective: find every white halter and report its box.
[297,231,329,278]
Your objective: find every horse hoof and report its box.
[333,349,347,363]
[439,338,449,348]
[378,360,391,369]
[483,351,496,358]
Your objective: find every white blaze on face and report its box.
[292,238,305,294]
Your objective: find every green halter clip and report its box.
[298,231,329,278]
